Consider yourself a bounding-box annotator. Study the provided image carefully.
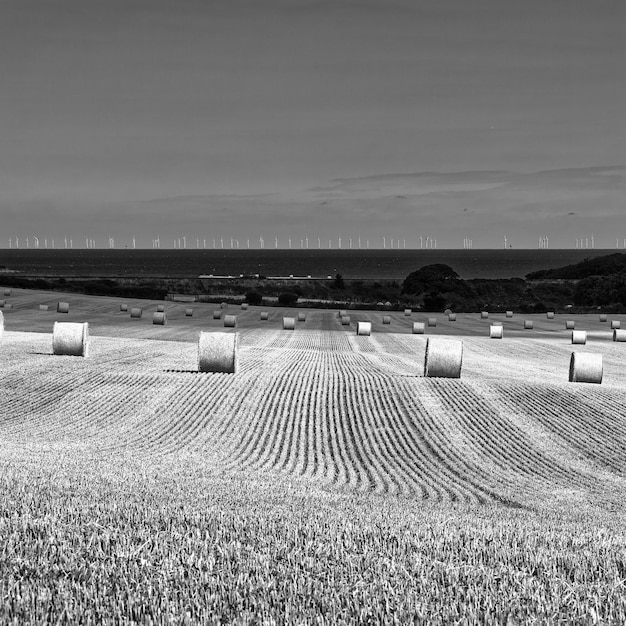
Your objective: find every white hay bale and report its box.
[198,331,237,374]
[599,314,608,322]
[524,320,534,330]
[571,330,587,345]
[489,325,503,339]
[283,316,295,330]
[448,313,457,321]
[57,302,70,314]
[404,308,412,316]
[130,307,143,318]
[260,312,269,321]
[297,312,306,322]
[506,310,513,318]
[220,302,228,309]
[613,329,626,342]
[412,322,425,334]
[546,311,555,319]
[382,315,391,324]
[356,321,371,336]
[611,320,621,330]
[52,321,89,357]
[424,337,463,378]
[39,304,49,311]
[213,310,222,320]
[339,309,347,318]
[3,289,11,296]
[427,317,437,327]
[569,352,602,384]
[120,304,128,312]
[340,315,350,326]
[156,304,165,312]
[480,311,489,319]
[185,308,193,316]
[565,320,575,330]
[152,312,167,325]
[0,300,5,308]
[224,314,237,328]
[241,303,249,310]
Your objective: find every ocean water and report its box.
[0,249,616,280]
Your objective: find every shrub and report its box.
[278,292,299,306]
[245,291,263,306]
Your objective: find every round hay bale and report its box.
[213,310,222,320]
[39,304,49,311]
[571,330,587,345]
[569,352,602,384]
[404,308,412,316]
[120,304,128,312]
[427,318,437,327]
[224,314,237,328]
[412,322,425,334]
[57,302,70,314]
[506,310,513,318]
[260,312,269,321]
[356,321,371,336]
[0,300,5,308]
[382,315,391,325]
[52,321,89,357]
[130,307,143,319]
[424,337,463,378]
[241,303,249,310]
[340,315,350,326]
[599,314,608,322]
[198,331,237,374]
[448,313,457,321]
[546,311,555,319]
[283,316,295,330]
[489,325,503,339]
[156,304,165,312]
[444,308,452,316]
[613,329,626,342]
[3,289,11,296]
[524,320,534,330]
[565,320,575,330]
[185,308,193,317]
[480,311,489,319]
[339,309,347,318]
[297,312,306,322]
[611,320,621,330]
[220,302,228,309]
[152,312,167,325]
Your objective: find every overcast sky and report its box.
[0,0,624,249]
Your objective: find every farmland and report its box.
[1,288,626,623]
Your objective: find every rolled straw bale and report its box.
[152,312,167,325]
[260,312,269,321]
[599,314,608,322]
[223,314,237,328]
[480,311,489,319]
[130,307,143,318]
[0,300,5,308]
[341,315,350,326]
[220,302,228,309]
[506,311,513,318]
[356,321,371,336]
[241,303,249,310]
[404,309,412,316]
[382,315,391,325]
[448,313,457,321]
[524,320,534,330]
[569,352,602,384]
[613,329,626,342]
[412,322,425,334]
[427,317,437,327]
[339,310,347,318]
[213,310,222,320]
[39,304,49,311]
[57,302,70,314]
[611,320,621,330]
[52,321,89,357]
[444,308,452,316]
[198,331,237,374]
[571,330,587,345]
[565,320,575,330]
[283,316,295,330]
[424,337,463,378]
[156,304,165,312]
[120,304,128,312]
[297,312,306,322]
[185,308,193,317]
[489,325,503,339]
[3,289,11,296]
[546,311,555,319]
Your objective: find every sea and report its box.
[0,249,617,281]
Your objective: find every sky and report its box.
[0,0,624,249]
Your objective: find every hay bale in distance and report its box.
[260,312,269,321]
[599,314,608,322]
[297,312,306,322]
[57,302,70,314]
[480,311,489,319]
[130,307,143,318]
[220,302,228,309]
[489,325,503,339]
[506,311,513,318]
[427,317,437,327]
[356,321,371,336]
[424,337,463,378]
[546,311,555,319]
[412,322,425,334]
[565,320,575,330]
[152,312,167,325]
[382,315,391,325]
[198,331,237,374]
[283,316,295,330]
[223,314,237,328]
[39,304,49,311]
[120,304,128,312]
[613,329,626,342]
[339,310,347,318]
[569,352,602,384]
[156,304,165,312]
[52,321,89,357]
[404,309,412,316]
[185,308,193,317]
[241,303,249,310]
[3,289,11,296]
[213,310,222,320]
[448,313,457,322]
[524,320,534,330]
[571,330,587,345]
[341,315,350,326]
[611,320,621,330]
[0,300,5,308]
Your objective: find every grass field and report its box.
[1,289,626,623]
